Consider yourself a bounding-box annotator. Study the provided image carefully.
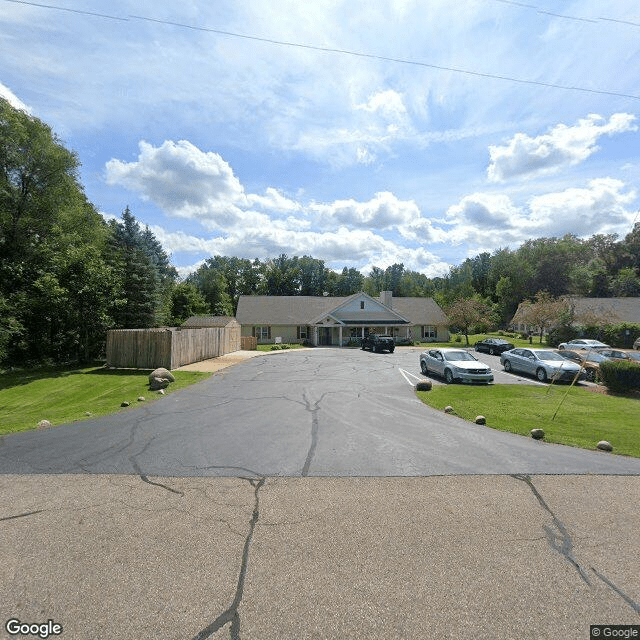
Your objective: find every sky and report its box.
[1,0,640,279]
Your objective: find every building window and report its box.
[253,326,271,340]
[423,325,437,339]
[297,326,308,340]
[360,301,365,309]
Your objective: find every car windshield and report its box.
[444,351,477,361]
[535,351,566,361]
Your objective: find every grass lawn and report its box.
[0,365,212,435]
[256,343,307,351]
[416,384,640,458]
[416,332,540,350]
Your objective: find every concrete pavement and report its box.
[1,474,638,639]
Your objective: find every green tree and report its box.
[169,282,210,325]
[445,297,493,346]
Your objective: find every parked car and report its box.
[420,348,493,384]
[634,337,640,350]
[500,348,586,383]
[557,339,610,350]
[361,334,395,353]
[597,348,635,362]
[557,349,610,382]
[474,338,515,355]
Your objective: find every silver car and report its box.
[500,348,585,383]
[420,348,493,384]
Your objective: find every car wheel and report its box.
[536,368,547,382]
[586,368,596,382]
[444,369,454,384]
[389,347,395,353]
[420,361,428,375]
[503,360,512,372]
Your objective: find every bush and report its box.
[454,334,462,343]
[598,360,640,392]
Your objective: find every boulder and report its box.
[475,415,486,425]
[531,428,545,440]
[37,420,51,429]
[597,440,613,452]
[415,380,432,391]
[444,406,455,414]
[137,396,146,402]
[121,401,130,407]
[149,367,175,390]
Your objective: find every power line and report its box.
[4,0,640,101]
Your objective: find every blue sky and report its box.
[2,0,639,278]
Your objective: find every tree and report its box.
[169,283,210,325]
[445,297,493,345]
[517,291,571,343]
[186,264,233,316]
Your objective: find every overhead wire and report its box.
[3,0,640,100]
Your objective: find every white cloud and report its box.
[311,191,419,229]
[0,82,31,113]
[105,140,248,229]
[488,113,637,182]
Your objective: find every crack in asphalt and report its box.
[301,390,321,476]
[0,509,45,522]
[192,476,266,640]
[129,456,184,496]
[591,567,640,617]
[511,474,591,585]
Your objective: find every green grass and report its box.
[416,384,640,457]
[256,343,307,351]
[0,365,212,435]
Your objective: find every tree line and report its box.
[2,97,639,366]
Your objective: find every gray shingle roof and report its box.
[182,316,240,328]
[236,294,449,326]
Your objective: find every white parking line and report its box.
[398,368,423,386]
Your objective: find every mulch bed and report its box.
[582,384,640,399]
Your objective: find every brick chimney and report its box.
[380,291,393,308]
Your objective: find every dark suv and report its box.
[361,334,395,353]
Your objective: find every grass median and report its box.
[0,365,212,436]
[416,384,640,458]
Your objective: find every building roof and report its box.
[182,315,240,328]
[236,293,449,326]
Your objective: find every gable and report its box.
[317,292,410,325]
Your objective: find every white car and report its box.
[419,348,493,384]
[500,348,585,383]
[557,339,610,350]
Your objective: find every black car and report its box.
[474,338,515,355]
[361,334,395,353]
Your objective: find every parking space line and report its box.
[398,368,423,386]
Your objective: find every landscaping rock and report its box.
[597,440,613,452]
[37,420,51,429]
[415,380,432,391]
[158,389,165,395]
[121,401,130,407]
[531,428,545,440]
[444,406,454,414]
[137,396,145,402]
[475,415,486,425]
[149,367,175,390]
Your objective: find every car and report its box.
[557,349,611,382]
[361,334,395,353]
[500,348,586,383]
[557,339,610,350]
[474,338,515,355]
[634,337,640,350]
[597,348,635,362]
[420,348,493,384]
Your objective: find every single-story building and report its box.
[235,291,449,346]
[181,315,240,329]
[510,296,640,334]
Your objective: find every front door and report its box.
[319,327,332,346]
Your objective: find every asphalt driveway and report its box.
[1,347,638,477]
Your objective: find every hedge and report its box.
[598,360,640,392]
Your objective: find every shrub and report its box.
[454,334,462,343]
[598,360,640,392]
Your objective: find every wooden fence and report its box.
[106,324,241,369]
[241,336,257,350]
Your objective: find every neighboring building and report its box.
[235,291,449,346]
[510,297,640,334]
